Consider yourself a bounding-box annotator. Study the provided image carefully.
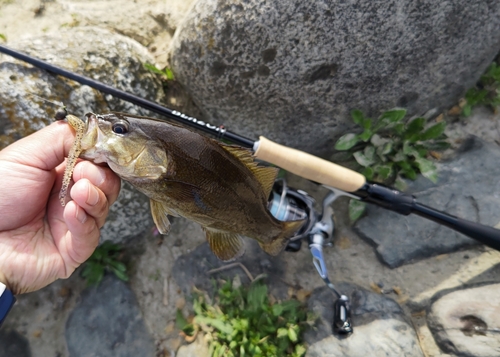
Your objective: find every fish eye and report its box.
[112,121,129,135]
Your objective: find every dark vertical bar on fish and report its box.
[0,44,255,148]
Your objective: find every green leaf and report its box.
[379,108,406,123]
[288,327,298,342]
[143,62,164,75]
[362,118,372,130]
[272,304,283,317]
[401,166,417,180]
[404,117,426,141]
[376,142,393,158]
[363,145,375,161]
[375,164,393,180]
[247,283,267,312]
[109,260,127,272]
[394,176,407,191]
[402,141,418,157]
[362,167,374,180]
[392,149,407,162]
[370,134,387,147]
[0,34,6,41]
[164,67,175,80]
[195,315,234,335]
[351,109,365,126]
[462,104,472,117]
[112,268,129,282]
[81,262,105,285]
[414,157,438,183]
[295,344,307,357]
[393,123,405,135]
[418,122,446,141]
[353,151,375,167]
[176,309,189,330]
[358,129,373,142]
[335,133,360,151]
[423,140,451,150]
[349,199,367,223]
[277,328,288,338]
[397,160,412,170]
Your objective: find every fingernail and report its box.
[89,165,106,186]
[86,183,100,206]
[78,162,106,186]
[75,206,87,223]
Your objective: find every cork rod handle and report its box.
[254,136,366,192]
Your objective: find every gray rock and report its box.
[305,284,423,357]
[427,283,500,357]
[65,275,155,357]
[172,239,290,300]
[176,335,209,357]
[355,136,500,268]
[100,181,153,245]
[170,0,500,156]
[0,27,161,243]
[0,328,31,357]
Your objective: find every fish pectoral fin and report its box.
[204,228,245,262]
[260,219,306,256]
[150,199,172,234]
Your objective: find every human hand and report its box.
[0,121,120,294]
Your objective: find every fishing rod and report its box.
[2,44,500,334]
[1,44,498,252]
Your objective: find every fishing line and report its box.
[25,91,65,109]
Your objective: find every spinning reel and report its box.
[268,180,353,335]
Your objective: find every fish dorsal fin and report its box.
[204,228,245,262]
[150,199,173,234]
[220,144,278,197]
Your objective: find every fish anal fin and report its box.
[204,228,245,262]
[220,144,278,197]
[150,199,172,234]
[260,219,306,256]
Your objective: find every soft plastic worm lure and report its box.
[57,109,85,206]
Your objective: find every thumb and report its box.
[0,121,77,171]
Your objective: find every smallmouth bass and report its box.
[74,112,304,261]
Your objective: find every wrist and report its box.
[0,280,16,326]
[0,271,8,289]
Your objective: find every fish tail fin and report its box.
[260,219,306,256]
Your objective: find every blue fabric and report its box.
[0,288,15,326]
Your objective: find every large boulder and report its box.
[170,0,500,156]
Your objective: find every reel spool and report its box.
[268,179,317,251]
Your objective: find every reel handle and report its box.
[254,136,366,192]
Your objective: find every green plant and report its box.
[0,34,6,42]
[335,108,449,222]
[81,241,128,285]
[177,278,312,357]
[143,63,175,81]
[462,61,500,116]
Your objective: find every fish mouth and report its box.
[80,113,106,163]
[79,113,101,157]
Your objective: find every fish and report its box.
[77,112,305,261]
